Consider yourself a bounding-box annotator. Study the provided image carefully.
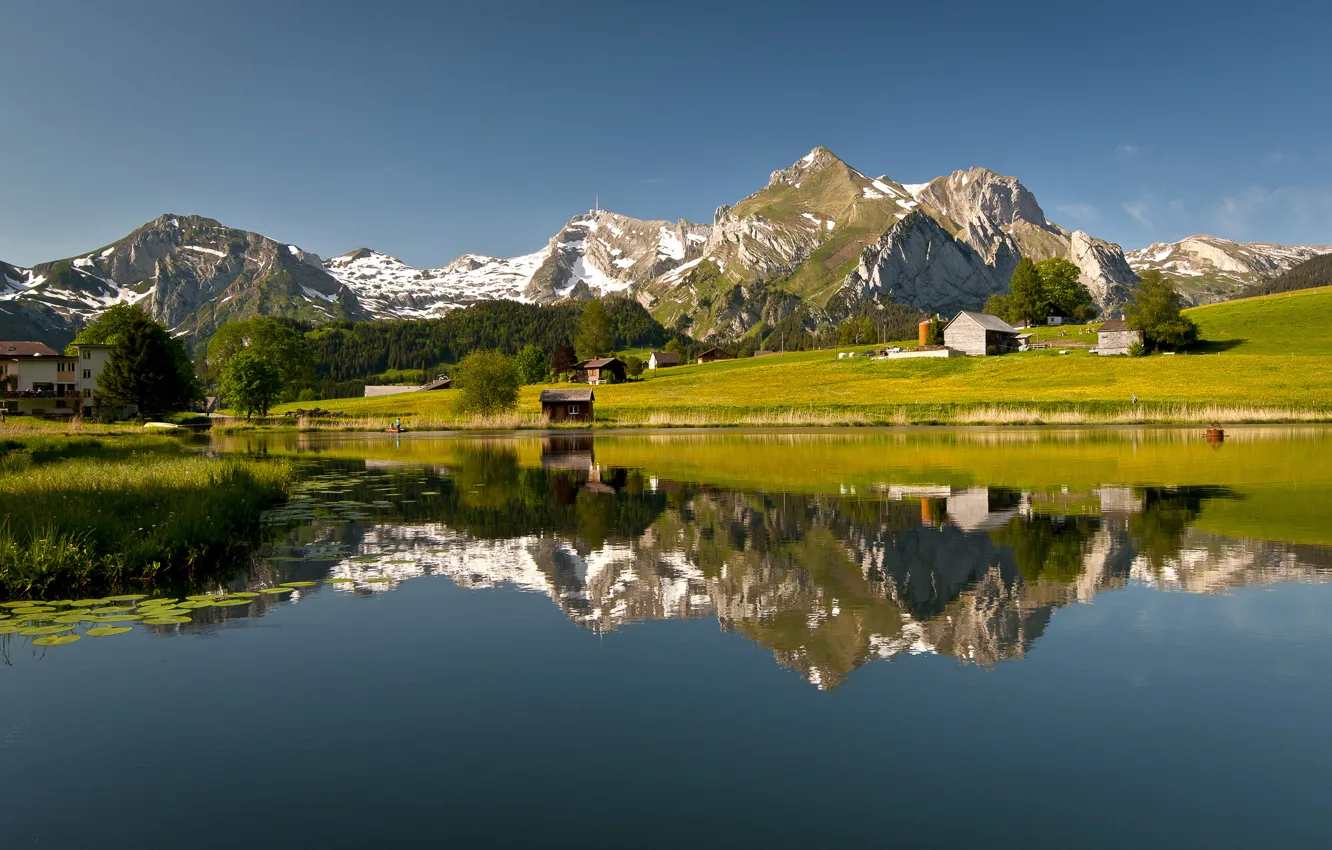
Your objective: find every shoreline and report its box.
[206,402,1332,433]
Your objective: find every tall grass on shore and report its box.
[0,437,291,599]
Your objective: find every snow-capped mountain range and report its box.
[4,147,1328,345]
[1124,234,1332,304]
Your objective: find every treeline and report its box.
[1241,253,1332,299]
[303,298,680,396]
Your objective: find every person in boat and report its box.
[395,418,402,432]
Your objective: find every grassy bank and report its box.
[0,436,292,599]
[264,287,1332,429]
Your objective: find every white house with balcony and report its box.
[0,340,125,418]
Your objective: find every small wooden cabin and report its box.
[696,348,728,364]
[574,357,626,385]
[540,389,594,422]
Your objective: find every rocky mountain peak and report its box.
[766,146,847,188]
[917,167,1049,231]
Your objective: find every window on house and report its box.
[83,389,92,398]
[83,369,91,379]
[83,351,91,359]
[568,405,580,416]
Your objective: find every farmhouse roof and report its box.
[947,311,1019,334]
[697,347,722,357]
[0,340,63,357]
[580,357,621,368]
[650,351,681,364]
[540,389,594,403]
[1098,319,1131,332]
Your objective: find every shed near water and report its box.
[540,389,594,423]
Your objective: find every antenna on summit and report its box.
[595,194,599,213]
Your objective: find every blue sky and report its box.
[3,0,1329,268]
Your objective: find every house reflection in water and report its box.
[540,436,627,496]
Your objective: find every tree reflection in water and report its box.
[253,439,1332,690]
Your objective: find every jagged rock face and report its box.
[0,214,365,345]
[1124,235,1332,304]
[831,211,1002,318]
[908,167,1136,311]
[524,211,710,302]
[1070,230,1137,311]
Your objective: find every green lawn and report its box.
[271,287,1332,426]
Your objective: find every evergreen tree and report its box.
[1007,258,1045,327]
[454,351,520,416]
[513,343,549,385]
[219,350,283,418]
[574,299,613,360]
[95,310,198,416]
[1127,271,1198,351]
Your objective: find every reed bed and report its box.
[0,437,292,599]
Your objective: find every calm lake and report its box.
[3,427,1332,848]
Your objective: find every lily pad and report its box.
[228,592,260,598]
[324,578,357,584]
[0,623,25,634]
[20,625,74,636]
[211,598,253,607]
[0,601,37,608]
[70,598,109,607]
[33,634,81,647]
[106,594,148,602]
[281,581,318,588]
[186,595,219,602]
[259,587,293,595]
[86,626,133,637]
[177,600,215,609]
[53,615,89,625]
[93,606,137,614]
[143,616,192,625]
[93,614,144,623]
[11,606,56,615]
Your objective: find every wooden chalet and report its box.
[696,348,728,364]
[648,351,681,369]
[943,311,1024,356]
[573,357,626,385]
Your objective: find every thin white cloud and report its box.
[1123,201,1153,227]
[1115,144,1140,160]
[1267,152,1293,164]
[1055,203,1102,222]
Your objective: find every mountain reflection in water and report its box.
[247,431,1332,690]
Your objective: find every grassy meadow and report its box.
[262,287,1332,428]
[0,436,292,599]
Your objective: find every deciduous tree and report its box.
[514,344,549,385]
[204,318,314,399]
[454,351,520,416]
[219,350,283,418]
